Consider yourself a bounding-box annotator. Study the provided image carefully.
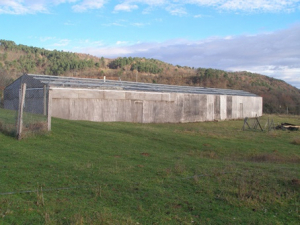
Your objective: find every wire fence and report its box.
[0,81,49,139]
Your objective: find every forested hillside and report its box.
[1,39,299,114]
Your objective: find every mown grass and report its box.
[0,115,299,224]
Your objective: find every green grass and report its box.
[0,115,299,224]
[0,108,18,136]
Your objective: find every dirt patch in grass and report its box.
[24,122,48,132]
[291,138,300,145]
[187,149,218,159]
[291,179,300,186]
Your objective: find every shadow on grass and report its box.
[0,121,17,137]
[248,152,300,164]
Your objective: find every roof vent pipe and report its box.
[104,76,106,82]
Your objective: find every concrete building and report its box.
[4,74,263,127]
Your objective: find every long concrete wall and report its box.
[50,88,262,123]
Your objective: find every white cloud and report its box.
[0,0,105,14]
[114,3,139,12]
[53,39,71,47]
[131,22,149,27]
[1,0,299,15]
[102,21,127,27]
[79,24,300,88]
[63,19,78,26]
[112,0,300,15]
[116,41,129,45]
[77,39,104,47]
[52,0,79,4]
[39,36,57,42]
[194,14,203,18]
[72,0,106,12]
[0,0,43,14]
[166,4,187,15]
[82,46,134,57]
[186,0,300,12]
[119,0,167,7]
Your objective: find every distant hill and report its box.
[1,39,299,114]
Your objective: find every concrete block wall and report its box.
[49,88,262,123]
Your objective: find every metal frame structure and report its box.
[26,74,258,97]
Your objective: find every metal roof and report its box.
[26,74,258,97]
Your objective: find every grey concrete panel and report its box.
[78,90,104,99]
[143,93,162,101]
[220,96,227,120]
[131,101,143,123]
[152,102,166,123]
[102,100,119,121]
[125,92,145,101]
[227,96,232,119]
[174,94,185,122]
[52,89,79,99]
[142,101,154,123]
[104,91,125,100]
[183,95,200,122]
[231,96,239,119]
[169,93,178,102]
[198,95,207,121]
[161,93,172,102]
[207,95,215,121]
[214,95,221,120]
[52,99,71,119]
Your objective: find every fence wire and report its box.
[0,77,49,139]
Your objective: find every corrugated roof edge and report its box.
[26,74,259,97]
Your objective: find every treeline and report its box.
[108,57,163,74]
[0,39,105,75]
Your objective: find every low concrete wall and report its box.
[50,88,262,123]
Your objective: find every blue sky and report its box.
[1,0,300,88]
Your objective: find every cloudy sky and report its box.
[1,0,300,88]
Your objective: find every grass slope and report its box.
[0,115,300,224]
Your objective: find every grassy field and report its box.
[0,115,299,224]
